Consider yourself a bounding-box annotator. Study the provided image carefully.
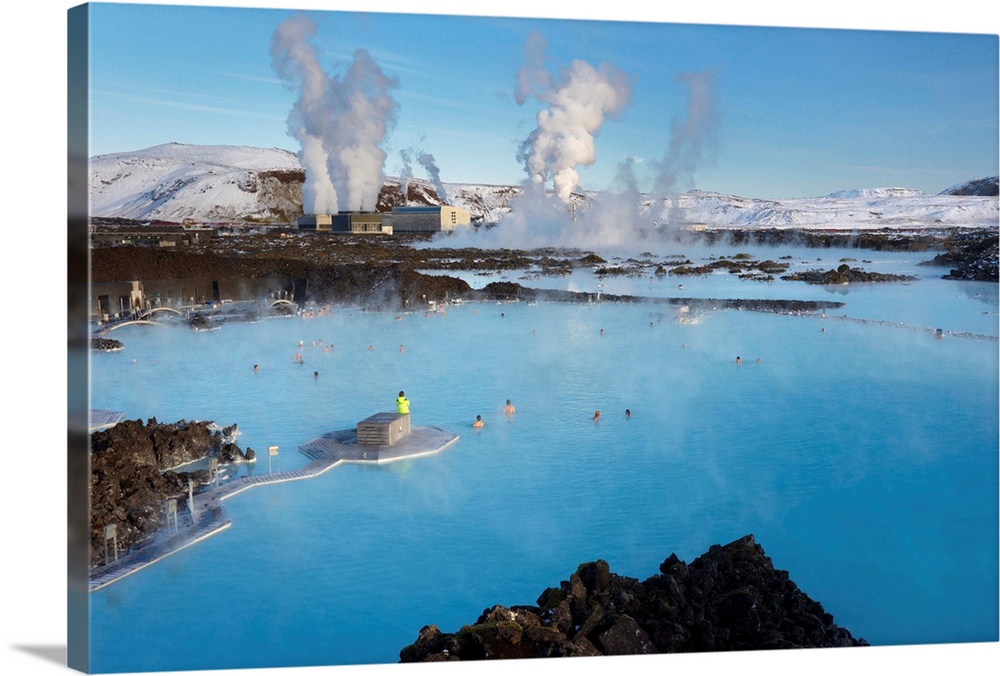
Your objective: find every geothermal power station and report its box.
[296,205,472,235]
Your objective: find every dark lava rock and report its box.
[921,229,999,282]
[188,314,213,330]
[89,418,253,567]
[469,280,844,314]
[399,534,867,662]
[671,257,791,279]
[90,245,472,311]
[90,337,123,351]
[781,263,917,284]
[479,281,537,301]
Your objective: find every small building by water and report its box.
[297,206,471,235]
[297,213,391,234]
[386,205,471,233]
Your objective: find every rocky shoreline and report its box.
[89,418,255,567]
[469,280,845,314]
[90,226,998,294]
[919,227,999,281]
[94,224,981,319]
[780,263,918,285]
[400,534,867,661]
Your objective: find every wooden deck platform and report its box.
[88,425,459,591]
[300,425,460,464]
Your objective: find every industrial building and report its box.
[296,214,334,230]
[90,224,216,247]
[297,205,471,235]
[297,213,391,234]
[386,205,471,233]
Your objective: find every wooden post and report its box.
[165,498,178,534]
[104,524,118,564]
[268,445,279,474]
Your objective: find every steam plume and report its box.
[270,14,398,214]
[398,147,450,206]
[515,31,631,203]
[398,149,414,203]
[417,151,449,205]
[653,69,719,196]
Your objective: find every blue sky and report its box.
[83,0,998,198]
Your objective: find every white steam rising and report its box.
[398,147,450,205]
[270,14,398,214]
[417,151,450,205]
[653,69,719,197]
[398,148,415,201]
[439,38,722,254]
[515,31,631,203]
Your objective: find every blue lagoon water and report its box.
[88,246,999,672]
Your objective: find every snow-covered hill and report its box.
[89,144,998,230]
[942,176,999,196]
[89,143,304,223]
[641,189,998,230]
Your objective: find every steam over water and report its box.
[88,246,998,672]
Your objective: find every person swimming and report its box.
[503,399,516,415]
[592,410,601,421]
[473,415,484,428]
[625,409,631,418]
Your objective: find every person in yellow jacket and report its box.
[396,391,410,415]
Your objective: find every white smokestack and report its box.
[515,31,631,204]
[270,14,398,214]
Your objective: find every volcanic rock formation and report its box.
[89,418,255,567]
[399,534,867,661]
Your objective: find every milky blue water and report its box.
[88,245,998,673]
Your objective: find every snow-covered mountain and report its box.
[90,143,304,223]
[89,143,999,229]
[942,176,999,196]
[643,189,997,230]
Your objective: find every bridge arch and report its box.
[96,320,159,335]
[144,307,185,318]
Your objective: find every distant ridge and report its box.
[825,187,924,199]
[942,176,999,197]
[88,144,999,228]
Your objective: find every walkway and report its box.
[92,307,188,336]
[89,409,126,432]
[88,425,459,592]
